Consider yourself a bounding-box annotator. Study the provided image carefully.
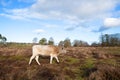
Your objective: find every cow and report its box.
[29,45,66,65]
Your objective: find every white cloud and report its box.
[33,29,45,34]
[104,18,120,27]
[1,0,120,31]
[92,17,120,32]
[44,24,59,28]
[32,0,117,18]
[2,0,118,20]
[2,8,48,20]
[0,13,27,20]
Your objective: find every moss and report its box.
[64,75,73,80]
[71,68,84,80]
[75,77,84,80]
[0,56,7,60]
[81,58,95,69]
[65,56,80,65]
[79,58,96,78]
[99,59,118,66]
[6,56,29,62]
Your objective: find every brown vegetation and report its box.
[0,44,120,80]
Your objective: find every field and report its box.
[0,43,120,80]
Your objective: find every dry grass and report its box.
[0,44,120,80]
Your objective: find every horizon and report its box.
[0,0,120,44]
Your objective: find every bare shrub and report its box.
[27,66,64,80]
[88,64,120,80]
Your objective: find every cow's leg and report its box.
[50,55,53,64]
[55,56,59,63]
[35,55,40,65]
[29,55,35,65]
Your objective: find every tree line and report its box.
[33,33,120,47]
[0,34,7,44]
[1,33,120,47]
[33,37,89,47]
[100,34,120,47]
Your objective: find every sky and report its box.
[0,0,120,44]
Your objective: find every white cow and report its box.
[29,45,66,65]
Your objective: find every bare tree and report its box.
[64,38,71,47]
[32,37,38,43]
[0,34,7,44]
[48,37,54,45]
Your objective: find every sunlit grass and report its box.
[0,45,120,80]
[65,56,80,64]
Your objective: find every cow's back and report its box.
[32,45,59,56]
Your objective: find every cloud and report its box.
[44,24,58,28]
[33,29,45,34]
[104,18,120,27]
[65,23,82,31]
[2,0,118,19]
[1,0,120,31]
[65,26,77,31]
[92,17,120,32]
[0,13,28,20]
[92,26,109,32]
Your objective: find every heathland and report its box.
[0,43,120,80]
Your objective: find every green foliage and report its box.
[0,34,7,44]
[99,59,118,66]
[100,33,120,46]
[73,40,89,47]
[81,58,95,69]
[0,56,28,61]
[48,37,54,45]
[39,38,47,45]
[65,57,80,64]
[73,40,80,47]
[64,38,71,47]
[78,58,96,79]
[91,42,100,47]
[58,41,64,46]
[0,34,2,39]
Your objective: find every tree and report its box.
[91,42,99,47]
[105,34,110,46]
[2,36,7,44]
[110,37,119,46]
[79,40,89,47]
[100,33,105,46]
[58,41,64,47]
[73,40,80,47]
[48,37,54,45]
[64,38,71,48]
[100,34,109,46]
[0,34,7,44]
[0,34,2,39]
[32,37,38,43]
[73,39,89,47]
[100,33,120,46]
[39,38,47,45]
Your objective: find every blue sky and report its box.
[0,0,120,44]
